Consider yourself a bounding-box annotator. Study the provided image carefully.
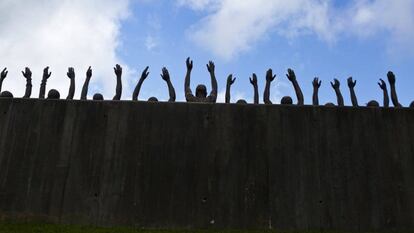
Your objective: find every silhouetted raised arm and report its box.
[225,74,236,103]
[347,77,358,107]
[113,64,122,100]
[330,79,344,106]
[312,77,321,106]
[0,68,8,92]
[184,57,194,101]
[132,66,149,101]
[39,67,51,99]
[263,69,276,104]
[80,67,92,100]
[387,71,401,107]
[207,61,218,102]
[249,73,259,104]
[286,69,304,105]
[22,67,32,98]
[66,67,75,100]
[378,79,389,107]
[161,67,176,102]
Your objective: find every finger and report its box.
[2,68,6,73]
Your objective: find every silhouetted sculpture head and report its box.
[410,101,414,108]
[47,89,60,99]
[367,100,379,107]
[148,97,158,102]
[280,96,293,105]
[93,93,104,101]
[195,85,207,98]
[0,91,13,98]
[236,99,247,104]
[325,102,335,107]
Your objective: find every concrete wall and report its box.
[0,98,413,231]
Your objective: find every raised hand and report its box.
[186,57,193,71]
[378,79,387,90]
[266,69,276,82]
[206,61,215,73]
[1,68,8,81]
[42,67,51,80]
[330,79,340,89]
[227,74,236,86]
[22,67,32,79]
[114,64,122,77]
[347,77,357,88]
[286,68,296,82]
[312,77,322,88]
[161,67,170,81]
[67,67,75,79]
[141,66,150,80]
[249,73,258,86]
[86,66,92,79]
[387,71,396,85]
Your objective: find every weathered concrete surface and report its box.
[0,99,413,231]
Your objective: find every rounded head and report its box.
[148,97,159,102]
[236,99,247,104]
[325,102,335,107]
[410,101,414,108]
[93,93,104,101]
[195,85,207,98]
[47,89,60,99]
[280,96,293,105]
[367,100,380,108]
[0,91,13,98]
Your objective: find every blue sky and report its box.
[0,0,413,106]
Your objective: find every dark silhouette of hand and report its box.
[114,64,122,77]
[42,67,51,80]
[86,66,92,79]
[141,66,149,80]
[347,77,357,88]
[387,71,396,85]
[378,79,387,90]
[161,67,170,81]
[67,67,75,79]
[207,61,215,73]
[250,73,258,86]
[286,68,296,81]
[186,57,193,71]
[331,79,340,89]
[312,77,321,88]
[22,67,32,79]
[227,74,236,85]
[266,69,276,82]
[1,68,8,81]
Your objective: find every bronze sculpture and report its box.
[66,67,75,100]
[387,71,402,107]
[113,64,122,100]
[347,77,358,107]
[80,67,92,100]
[249,73,259,104]
[263,69,276,104]
[22,67,32,98]
[330,79,344,106]
[0,68,8,93]
[286,69,304,105]
[184,58,217,103]
[377,79,389,107]
[225,74,236,103]
[39,67,51,99]
[312,77,321,106]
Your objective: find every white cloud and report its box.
[178,0,414,60]
[0,0,131,99]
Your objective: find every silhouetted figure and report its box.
[0,68,8,92]
[161,67,176,102]
[330,79,344,106]
[81,66,92,100]
[410,101,414,108]
[325,102,335,107]
[184,58,218,103]
[66,67,75,100]
[249,73,259,104]
[22,67,32,98]
[312,77,321,106]
[148,97,158,102]
[236,99,247,104]
[377,79,389,108]
[367,100,379,107]
[347,77,358,107]
[39,67,51,99]
[263,69,276,104]
[0,91,13,98]
[47,89,60,99]
[281,96,293,105]
[387,71,402,107]
[225,74,236,103]
[93,93,104,100]
[113,64,122,100]
[286,69,304,105]
[132,66,149,101]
